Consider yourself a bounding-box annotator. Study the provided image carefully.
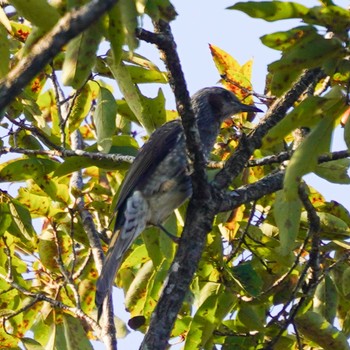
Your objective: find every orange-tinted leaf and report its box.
[209,44,253,102]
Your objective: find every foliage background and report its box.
[0,0,349,349]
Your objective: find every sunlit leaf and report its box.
[124,260,154,315]
[0,25,9,79]
[283,97,344,199]
[119,0,139,52]
[0,158,58,182]
[303,5,350,34]
[62,20,103,89]
[8,198,36,240]
[228,2,309,21]
[314,275,338,323]
[268,31,342,95]
[295,311,350,350]
[274,190,301,257]
[22,337,45,350]
[108,59,167,133]
[315,159,350,184]
[68,83,93,133]
[145,0,177,21]
[209,44,253,103]
[57,313,93,350]
[94,86,118,153]
[10,0,60,31]
[261,26,316,51]
[108,3,125,64]
[184,285,235,349]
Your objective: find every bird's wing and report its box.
[96,120,183,318]
[114,119,183,223]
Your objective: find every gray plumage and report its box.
[95,87,262,318]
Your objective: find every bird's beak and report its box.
[239,103,263,113]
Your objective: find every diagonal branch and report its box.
[214,68,324,190]
[0,0,118,111]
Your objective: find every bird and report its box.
[95,86,262,317]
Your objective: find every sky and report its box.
[95,0,350,349]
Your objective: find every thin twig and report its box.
[0,146,134,164]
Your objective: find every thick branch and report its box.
[137,23,209,197]
[0,0,118,111]
[217,170,284,213]
[139,22,215,350]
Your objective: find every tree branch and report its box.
[0,146,134,164]
[0,0,118,111]
[70,130,116,349]
[139,21,216,350]
[214,68,324,190]
[137,23,209,195]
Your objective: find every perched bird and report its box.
[95,87,262,317]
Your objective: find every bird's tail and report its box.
[95,191,149,319]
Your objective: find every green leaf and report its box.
[316,212,349,237]
[94,86,118,153]
[274,190,302,257]
[124,260,153,315]
[231,262,263,297]
[0,25,9,79]
[8,198,36,240]
[127,66,167,84]
[315,159,350,184]
[342,267,350,297]
[0,158,58,182]
[143,227,163,268]
[68,83,93,133]
[295,311,350,350]
[228,2,309,21]
[21,337,45,350]
[108,3,125,64]
[9,0,60,31]
[303,6,350,34]
[261,26,316,51]
[0,203,12,236]
[263,96,330,148]
[143,259,170,319]
[107,59,167,134]
[184,285,235,350]
[119,0,139,52]
[56,314,93,350]
[237,304,265,331]
[115,315,129,339]
[343,108,350,149]
[268,31,342,95]
[145,0,177,21]
[314,275,338,323]
[62,20,103,89]
[283,99,341,199]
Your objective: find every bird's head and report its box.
[192,87,262,123]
